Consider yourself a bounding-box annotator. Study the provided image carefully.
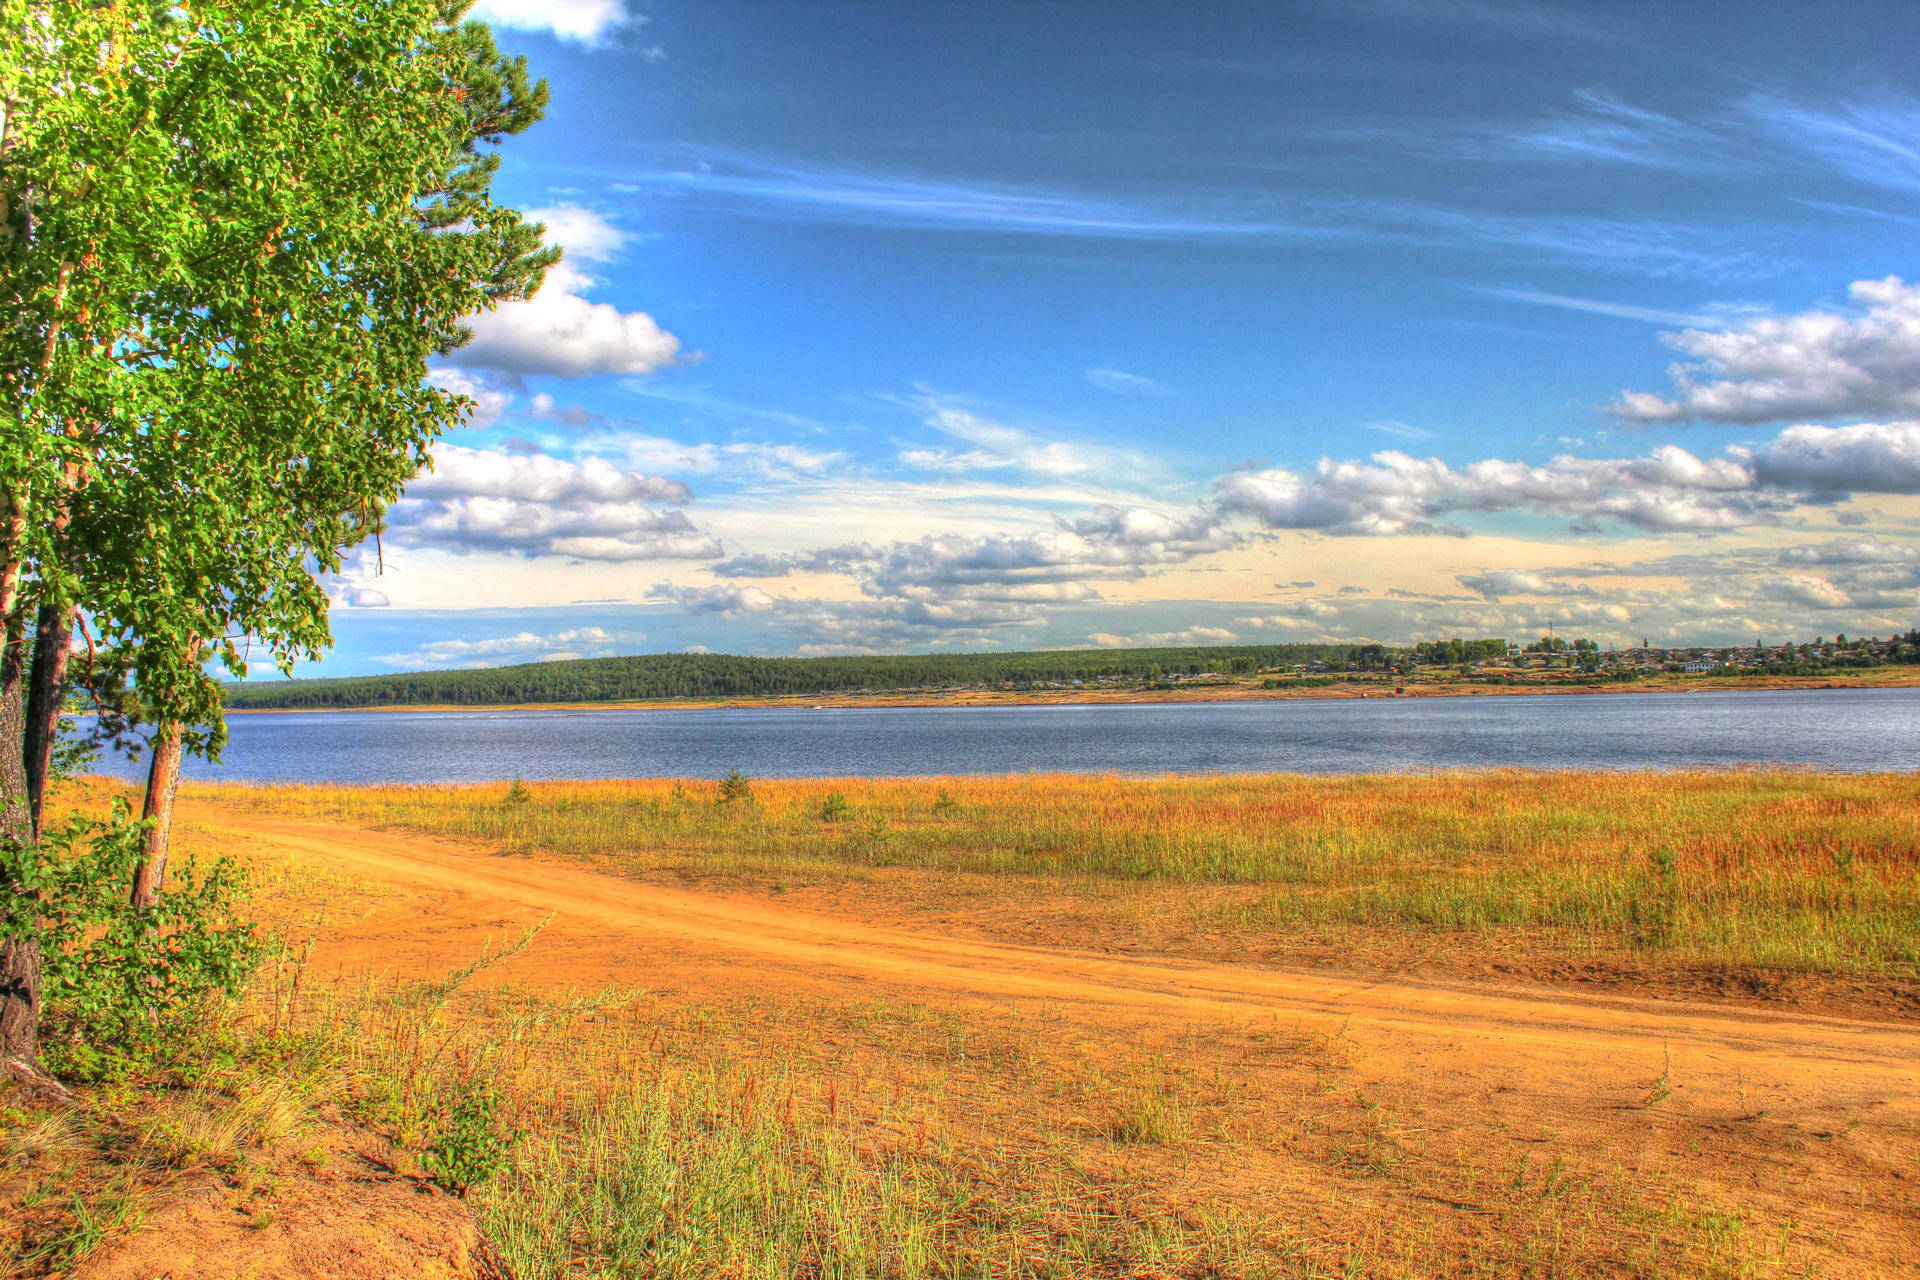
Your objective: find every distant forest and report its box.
[220,643,1367,709]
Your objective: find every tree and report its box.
[0,0,555,1083]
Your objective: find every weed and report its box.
[422,1086,516,1196]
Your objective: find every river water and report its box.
[80,686,1920,783]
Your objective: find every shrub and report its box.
[0,800,262,1062]
[718,769,753,804]
[818,791,851,822]
[422,1086,516,1196]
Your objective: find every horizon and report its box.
[290,0,1920,679]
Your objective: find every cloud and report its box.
[1448,535,1920,631]
[379,626,636,670]
[1086,369,1170,395]
[524,204,628,263]
[389,445,720,562]
[1476,89,1743,172]
[628,147,1765,278]
[411,444,692,506]
[1748,95,1920,194]
[468,0,630,45]
[1085,627,1240,649]
[446,209,679,380]
[1734,421,1920,501]
[897,395,1155,480]
[647,582,1051,649]
[1235,598,1344,632]
[426,368,513,429]
[1214,443,1782,536]
[666,504,1241,649]
[1610,277,1920,424]
[336,585,390,608]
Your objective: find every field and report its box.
[8,770,1920,1278]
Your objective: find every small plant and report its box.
[862,816,895,863]
[930,789,959,816]
[503,778,532,806]
[819,791,852,822]
[421,1086,515,1196]
[718,768,754,804]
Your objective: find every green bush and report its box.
[0,799,262,1062]
[423,1085,516,1195]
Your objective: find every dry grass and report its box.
[167,769,1920,977]
[12,780,1893,1279]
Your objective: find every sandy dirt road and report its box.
[211,813,1920,1132]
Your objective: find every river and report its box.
[79,685,1920,783]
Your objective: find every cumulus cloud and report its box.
[389,445,720,562]
[648,582,1049,649]
[1734,421,1920,500]
[716,507,1239,596]
[1610,277,1920,424]
[1215,444,1783,536]
[469,0,630,44]
[1449,535,1920,636]
[447,208,681,379]
[666,504,1239,649]
[336,585,390,608]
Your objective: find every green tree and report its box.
[0,0,554,1084]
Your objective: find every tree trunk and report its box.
[130,725,183,909]
[23,602,71,838]
[0,598,62,1097]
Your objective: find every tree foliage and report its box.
[3,0,555,753]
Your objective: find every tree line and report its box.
[222,643,1370,708]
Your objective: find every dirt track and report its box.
[215,814,1920,1134]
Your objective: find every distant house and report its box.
[1683,659,1715,673]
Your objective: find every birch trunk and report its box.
[23,602,71,838]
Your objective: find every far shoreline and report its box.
[220,667,1920,716]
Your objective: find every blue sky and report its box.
[301,0,1920,675]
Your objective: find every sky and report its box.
[299,0,1920,676]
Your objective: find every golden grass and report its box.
[12,780,1880,1279]
[170,769,1920,977]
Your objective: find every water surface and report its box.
[85,686,1920,783]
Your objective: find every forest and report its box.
[219,642,1367,708]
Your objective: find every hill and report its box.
[219,642,1364,709]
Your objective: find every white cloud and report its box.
[1610,277,1920,424]
[411,444,691,506]
[525,205,628,263]
[446,211,677,380]
[662,504,1240,649]
[388,445,719,562]
[469,0,630,45]
[449,261,682,379]
[379,626,635,670]
[336,585,390,608]
[897,394,1158,481]
[1086,627,1239,649]
[1214,443,1782,536]
[648,582,1050,649]
[426,367,513,429]
[1086,369,1170,395]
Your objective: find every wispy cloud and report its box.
[1086,369,1171,396]
[615,147,1773,278]
[1472,286,1730,327]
